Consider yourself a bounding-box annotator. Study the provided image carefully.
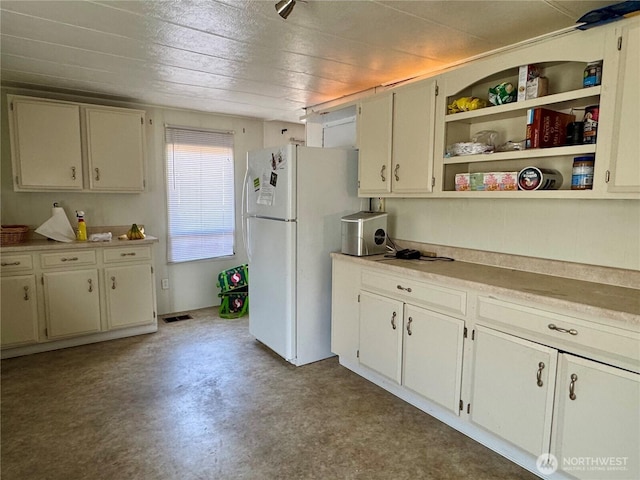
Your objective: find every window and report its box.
[165,126,235,263]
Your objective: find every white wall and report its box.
[386,197,640,271]
[263,121,305,148]
[1,88,301,314]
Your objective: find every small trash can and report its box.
[217,264,249,319]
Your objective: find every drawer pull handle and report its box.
[548,323,578,335]
[536,362,545,387]
[406,316,413,336]
[61,257,79,262]
[1,261,21,266]
[95,167,100,181]
[88,278,93,293]
[394,164,400,181]
[23,285,30,301]
[396,285,412,293]
[120,252,137,257]
[569,373,578,400]
[111,276,116,290]
[391,311,397,330]
[380,164,386,182]
[71,166,76,180]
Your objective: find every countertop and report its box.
[1,236,158,253]
[332,253,640,329]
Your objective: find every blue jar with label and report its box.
[571,155,595,190]
[583,61,602,87]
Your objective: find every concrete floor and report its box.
[1,307,539,480]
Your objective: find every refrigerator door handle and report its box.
[241,163,252,262]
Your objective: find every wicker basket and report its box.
[0,225,30,245]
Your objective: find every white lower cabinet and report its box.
[470,325,557,457]
[551,354,640,480]
[403,304,464,413]
[43,269,101,339]
[358,288,465,413]
[104,264,155,329]
[0,275,39,347]
[359,291,404,383]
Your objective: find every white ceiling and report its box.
[0,0,617,123]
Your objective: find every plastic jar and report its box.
[571,155,595,190]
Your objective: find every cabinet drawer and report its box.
[1,254,33,273]
[362,269,467,316]
[103,246,151,263]
[477,296,640,371]
[40,250,96,268]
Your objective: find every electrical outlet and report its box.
[161,278,169,290]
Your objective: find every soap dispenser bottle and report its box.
[76,211,87,241]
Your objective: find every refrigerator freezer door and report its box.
[248,216,296,362]
[245,145,296,220]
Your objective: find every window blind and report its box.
[165,126,235,263]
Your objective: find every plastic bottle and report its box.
[76,210,87,241]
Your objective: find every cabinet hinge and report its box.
[605,170,611,183]
[153,311,156,318]
[41,276,44,285]
[435,85,439,96]
[143,179,146,188]
[459,399,464,411]
[618,36,623,50]
[140,117,144,124]
[15,175,19,185]
[10,102,14,111]
[151,266,154,274]
[467,403,471,414]
[431,177,436,187]
[472,329,475,341]
[45,328,48,337]
[356,349,360,358]
[357,294,360,303]
[463,326,468,338]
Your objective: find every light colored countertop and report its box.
[1,236,158,253]
[332,253,640,329]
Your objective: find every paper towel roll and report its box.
[35,207,76,242]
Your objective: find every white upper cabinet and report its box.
[7,95,146,193]
[357,80,437,197]
[600,20,640,193]
[85,106,145,192]
[9,97,83,190]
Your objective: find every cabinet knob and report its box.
[391,311,397,330]
[536,361,545,387]
[569,373,578,400]
[88,278,93,293]
[23,285,29,301]
[95,167,100,181]
[380,165,386,182]
[394,164,400,182]
[111,276,116,290]
[71,166,76,180]
[396,285,412,293]
[406,316,413,336]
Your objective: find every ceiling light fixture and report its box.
[275,0,296,19]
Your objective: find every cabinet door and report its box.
[104,264,155,329]
[403,305,464,413]
[552,354,640,480]
[357,94,393,195]
[359,290,403,383]
[44,269,101,338]
[0,275,39,347]
[85,107,145,192]
[470,325,557,457]
[605,22,640,193]
[392,80,436,194]
[331,258,361,362]
[9,98,82,190]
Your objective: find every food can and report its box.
[583,105,599,144]
[571,155,595,190]
[518,167,563,191]
[583,61,603,87]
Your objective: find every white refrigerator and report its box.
[242,145,362,366]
